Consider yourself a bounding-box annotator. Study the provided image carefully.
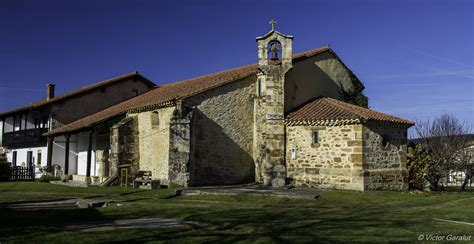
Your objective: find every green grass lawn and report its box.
[0,182,473,243]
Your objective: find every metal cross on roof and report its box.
[270,19,276,31]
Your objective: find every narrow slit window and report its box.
[381,134,390,147]
[312,131,319,144]
[257,78,262,97]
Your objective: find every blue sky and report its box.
[0,0,473,135]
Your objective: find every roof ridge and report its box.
[162,63,258,88]
[0,71,154,117]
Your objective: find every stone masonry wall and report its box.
[362,123,408,191]
[185,76,256,186]
[137,107,174,184]
[168,108,193,187]
[109,116,140,183]
[286,124,364,190]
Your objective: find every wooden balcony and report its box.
[2,128,48,148]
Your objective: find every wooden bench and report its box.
[133,171,160,189]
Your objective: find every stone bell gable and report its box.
[254,20,293,187]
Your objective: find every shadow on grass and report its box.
[440,186,474,192]
[0,208,108,242]
[0,187,472,242]
[88,200,421,243]
[118,190,148,197]
[0,198,75,208]
[122,197,150,203]
[83,195,106,199]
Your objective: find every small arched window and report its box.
[150,111,159,128]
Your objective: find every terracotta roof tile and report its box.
[44,46,332,136]
[0,72,156,117]
[286,97,414,127]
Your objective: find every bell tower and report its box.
[254,20,293,187]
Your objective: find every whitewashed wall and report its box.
[6,146,48,167]
[51,134,79,175]
[6,132,99,177]
[76,132,98,177]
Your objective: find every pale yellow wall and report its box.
[137,106,174,183]
[284,51,355,113]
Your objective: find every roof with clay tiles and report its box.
[0,72,156,117]
[286,97,414,127]
[44,46,341,136]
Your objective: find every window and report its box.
[150,111,159,127]
[12,151,17,166]
[381,134,390,147]
[132,89,139,97]
[37,150,42,166]
[257,78,262,97]
[291,144,297,160]
[312,131,319,144]
[27,151,33,167]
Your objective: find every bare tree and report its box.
[415,114,473,191]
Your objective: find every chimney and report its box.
[47,84,55,100]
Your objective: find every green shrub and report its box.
[407,143,431,191]
[0,163,11,181]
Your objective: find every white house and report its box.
[0,72,155,180]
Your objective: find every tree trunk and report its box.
[429,177,439,191]
[460,170,471,191]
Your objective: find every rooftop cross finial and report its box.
[270,19,276,31]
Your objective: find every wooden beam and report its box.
[18,114,22,131]
[46,137,53,172]
[20,114,23,130]
[12,115,16,132]
[64,135,70,176]
[86,131,93,177]
[24,112,28,130]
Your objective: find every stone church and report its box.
[42,24,414,191]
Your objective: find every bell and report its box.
[269,42,280,61]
